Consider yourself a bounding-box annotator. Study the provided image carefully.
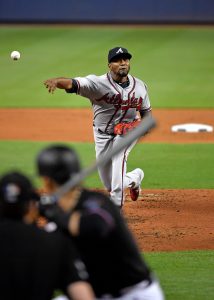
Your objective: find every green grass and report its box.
[0,25,214,108]
[145,250,214,300]
[129,143,214,188]
[0,140,214,189]
[0,140,98,188]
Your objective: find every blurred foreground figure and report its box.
[37,144,165,300]
[0,171,95,300]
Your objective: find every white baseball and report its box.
[11,51,21,60]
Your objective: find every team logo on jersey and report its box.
[116,48,123,54]
[96,92,142,110]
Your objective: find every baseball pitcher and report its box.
[44,46,152,208]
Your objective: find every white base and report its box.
[171,123,213,133]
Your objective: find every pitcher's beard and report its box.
[119,71,127,77]
[118,66,130,77]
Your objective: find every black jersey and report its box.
[0,218,87,300]
[70,189,152,297]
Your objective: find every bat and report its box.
[40,115,157,204]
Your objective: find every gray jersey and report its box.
[75,72,151,134]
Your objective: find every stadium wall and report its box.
[0,0,214,24]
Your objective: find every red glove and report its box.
[114,120,141,135]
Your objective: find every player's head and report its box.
[0,171,39,220]
[108,47,132,63]
[108,47,132,78]
[36,144,81,186]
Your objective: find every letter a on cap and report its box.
[116,48,123,54]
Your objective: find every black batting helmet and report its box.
[36,145,81,185]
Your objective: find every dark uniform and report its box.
[0,218,87,300]
[0,171,91,300]
[67,189,155,298]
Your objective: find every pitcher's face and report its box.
[108,57,130,78]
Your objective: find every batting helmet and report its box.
[36,145,81,185]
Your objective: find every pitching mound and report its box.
[123,189,214,251]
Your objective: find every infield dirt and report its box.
[0,108,213,251]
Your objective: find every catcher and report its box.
[44,46,152,208]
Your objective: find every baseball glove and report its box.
[114,119,141,135]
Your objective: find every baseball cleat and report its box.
[130,183,141,201]
[129,169,144,201]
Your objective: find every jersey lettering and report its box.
[96,93,122,105]
[96,92,142,110]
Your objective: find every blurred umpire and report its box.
[0,171,95,300]
[36,144,165,300]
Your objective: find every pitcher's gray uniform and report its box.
[72,73,151,207]
[44,47,152,207]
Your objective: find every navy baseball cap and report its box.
[108,47,132,63]
[0,171,39,204]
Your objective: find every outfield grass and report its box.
[0,140,213,189]
[145,250,214,300]
[0,26,214,108]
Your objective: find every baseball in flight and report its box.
[10,50,21,60]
